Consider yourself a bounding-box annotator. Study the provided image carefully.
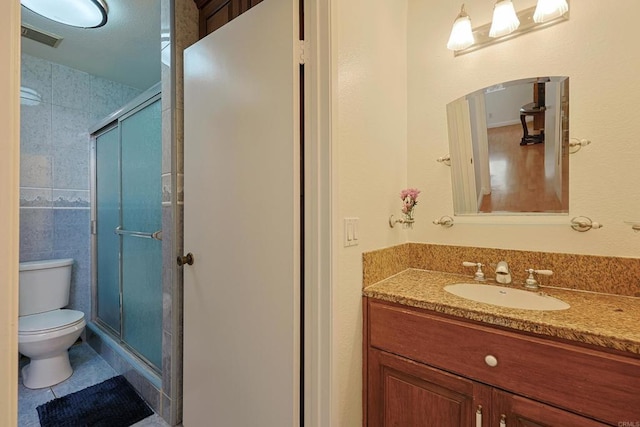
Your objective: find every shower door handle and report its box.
[177,253,194,266]
[115,226,162,241]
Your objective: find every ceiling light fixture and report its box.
[489,0,520,38]
[21,0,108,29]
[447,0,570,56]
[447,4,475,51]
[533,0,569,23]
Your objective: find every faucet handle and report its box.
[535,269,553,276]
[524,269,553,289]
[463,262,486,282]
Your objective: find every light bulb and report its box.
[533,0,569,23]
[489,0,520,38]
[447,5,474,51]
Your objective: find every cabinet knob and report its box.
[484,354,498,367]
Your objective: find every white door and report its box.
[182,0,301,425]
[447,97,478,213]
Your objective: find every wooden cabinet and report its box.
[368,348,606,427]
[367,348,486,427]
[194,0,264,37]
[492,389,607,427]
[364,298,640,426]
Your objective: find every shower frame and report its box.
[89,83,163,374]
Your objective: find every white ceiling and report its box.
[21,0,161,91]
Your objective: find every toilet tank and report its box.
[19,258,74,316]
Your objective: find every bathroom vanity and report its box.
[363,270,640,426]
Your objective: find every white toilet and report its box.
[18,258,86,389]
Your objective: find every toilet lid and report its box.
[19,309,85,334]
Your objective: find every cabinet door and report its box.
[368,349,487,427]
[492,389,609,427]
[198,0,265,37]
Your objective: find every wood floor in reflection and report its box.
[479,124,563,213]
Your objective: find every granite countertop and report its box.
[363,269,640,356]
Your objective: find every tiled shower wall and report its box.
[19,53,143,317]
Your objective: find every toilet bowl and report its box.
[18,259,86,389]
[19,309,86,389]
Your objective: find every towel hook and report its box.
[570,216,603,232]
[433,215,454,228]
[568,138,591,154]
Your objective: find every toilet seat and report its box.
[19,309,85,335]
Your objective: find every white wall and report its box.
[485,83,533,128]
[407,1,640,257]
[0,1,20,425]
[332,2,640,421]
[331,0,408,425]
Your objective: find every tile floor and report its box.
[18,342,170,427]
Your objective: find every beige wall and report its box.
[0,0,20,425]
[333,1,640,425]
[331,0,408,424]
[407,1,640,257]
[8,2,639,426]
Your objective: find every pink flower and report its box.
[400,188,421,202]
[399,187,420,221]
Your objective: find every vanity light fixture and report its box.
[533,0,569,23]
[447,4,474,51]
[489,0,520,38]
[447,0,570,56]
[21,0,108,29]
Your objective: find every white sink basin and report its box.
[444,283,570,311]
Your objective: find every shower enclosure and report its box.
[90,85,162,372]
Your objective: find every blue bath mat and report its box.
[36,375,153,427]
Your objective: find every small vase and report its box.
[402,210,415,229]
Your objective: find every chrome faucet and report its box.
[524,269,553,290]
[495,261,512,284]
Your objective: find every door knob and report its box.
[177,253,194,266]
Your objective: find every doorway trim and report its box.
[302,0,333,425]
[0,1,21,425]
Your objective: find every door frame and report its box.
[302,0,332,425]
[0,1,20,426]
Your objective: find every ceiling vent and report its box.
[21,24,63,48]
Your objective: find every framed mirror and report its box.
[446,76,569,215]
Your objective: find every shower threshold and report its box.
[86,321,162,391]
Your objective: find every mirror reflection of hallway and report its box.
[480,123,563,213]
[447,76,569,215]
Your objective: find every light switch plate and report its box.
[344,217,359,247]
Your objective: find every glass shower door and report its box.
[120,99,162,369]
[95,127,121,333]
[93,96,162,371]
